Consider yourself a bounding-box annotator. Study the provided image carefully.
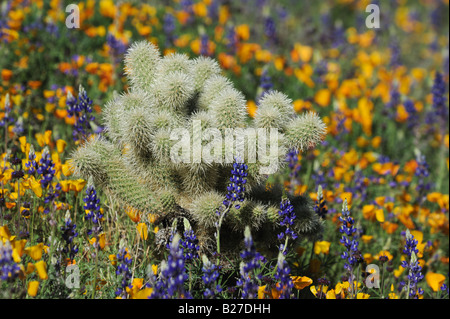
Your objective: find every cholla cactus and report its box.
[71,41,327,256]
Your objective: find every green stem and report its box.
[215,205,231,265]
[406,276,411,300]
[91,246,99,299]
[271,237,289,277]
[354,264,360,299]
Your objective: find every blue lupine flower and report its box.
[258,69,273,100]
[426,71,448,132]
[37,147,56,189]
[430,3,445,30]
[441,284,449,298]
[223,159,248,209]
[181,227,200,261]
[208,0,219,21]
[76,86,94,135]
[264,17,277,44]
[389,41,401,68]
[314,60,328,83]
[66,90,78,117]
[286,149,301,193]
[83,184,103,239]
[181,0,193,14]
[274,253,294,299]
[339,200,363,272]
[201,255,222,299]
[277,198,297,249]
[45,21,59,37]
[385,85,401,118]
[286,148,300,180]
[25,145,38,174]
[106,32,127,63]
[150,234,191,299]
[404,100,419,129]
[431,71,448,120]
[148,270,168,299]
[44,183,61,205]
[61,211,79,262]
[415,154,432,205]
[332,25,346,48]
[115,247,133,298]
[12,117,23,136]
[401,230,424,299]
[402,231,419,258]
[66,86,95,142]
[0,241,21,282]
[200,34,210,56]
[163,13,177,46]
[236,227,263,299]
[226,26,237,54]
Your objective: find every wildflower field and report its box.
[0,0,449,305]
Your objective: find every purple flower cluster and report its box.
[83,185,103,239]
[37,148,56,189]
[181,228,200,261]
[274,254,294,299]
[0,241,21,282]
[150,235,191,299]
[404,100,419,129]
[264,17,277,45]
[385,85,401,118]
[106,32,127,63]
[226,26,238,54]
[200,34,210,56]
[201,256,222,299]
[286,149,301,187]
[415,154,432,204]
[115,247,133,298]
[43,183,61,206]
[25,146,38,174]
[258,69,273,101]
[60,212,79,262]
[426,71,448,134]
[66,86,95,142]
[339,200,362,272]
[277,198,297,253]
[236,227,264,299]
[400,231,424,299]
[431,71,448,122]
[389,41,401,68]
[224,160,248,209]
[163,13,177,46]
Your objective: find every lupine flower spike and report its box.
[401,230,424,299]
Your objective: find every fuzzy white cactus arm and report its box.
[285,111,327,152]
[124,41,161,92]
